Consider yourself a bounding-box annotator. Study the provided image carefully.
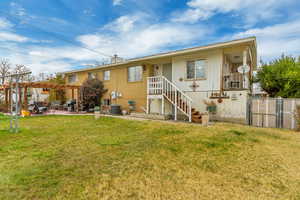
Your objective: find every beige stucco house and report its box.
[62,37,257,123]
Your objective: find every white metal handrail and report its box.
[147,76,192,122]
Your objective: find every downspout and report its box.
[220,49,225,95]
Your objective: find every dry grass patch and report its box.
[0,116,300,199]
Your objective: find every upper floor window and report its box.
[103,70,110,81]
[68,74,77,83]
[128,66,142,82]
[88,72,97,80]
[186,60,206,79]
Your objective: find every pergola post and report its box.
[24,87,28,110]
[8,88,11,107]
[2,82,81,113]
[76,88,80,112]
[71,88,74,99]
[5,88,8,105]
[19,87,22,111]
[5,88,9,112]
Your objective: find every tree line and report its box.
[254,55,300,98]
[0,58,58,84]
[0,59,32,84]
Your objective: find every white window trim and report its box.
[128,66,143,82]
[103,70,110,81]
[68,74,77,83]
[186,59,207,80]
[88,72,97,80]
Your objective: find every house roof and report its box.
[62,37,257,74]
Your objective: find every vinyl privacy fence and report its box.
[247,97,300,130]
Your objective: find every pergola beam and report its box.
[1,82,80,90]
[1,82,81,109]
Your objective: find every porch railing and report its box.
[147,76,163,95]
[223,73,249,90]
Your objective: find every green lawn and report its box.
[0,116,300,200]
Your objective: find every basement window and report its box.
[186,60,206,79]
[128,66,142,82]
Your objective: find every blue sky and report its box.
[0,0,300,74]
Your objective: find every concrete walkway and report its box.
[98,114,212,126]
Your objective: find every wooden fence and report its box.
[247,97,300,130]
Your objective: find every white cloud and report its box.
[28,46,101,61]
[0,18,13,29]
[77,34,110,49]
[0,18,29,42]
[77,18,210,58]
[183,0,242,21]
[233,19,300,60]
[0,32,29,42]
[10,2,26,17]
[0,14,211,75]
[172,0,287,26]
[103,15,138,33]
[112,0,122,6]
[1,44,95,75]
[83,9,96,17]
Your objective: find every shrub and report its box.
[81,78,108,111]
[255,55,300,98]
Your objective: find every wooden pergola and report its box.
[1,81,81,111]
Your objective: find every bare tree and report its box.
[13,64,31,82]
[13,64,30,74]
[0,59,11,84]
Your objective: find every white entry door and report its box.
[162,63,172,81]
